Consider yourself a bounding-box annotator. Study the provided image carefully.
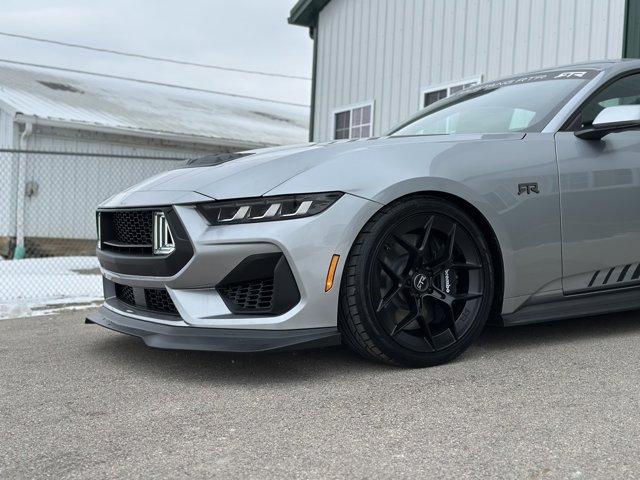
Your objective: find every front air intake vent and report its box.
[218,278,275,313]
[216,253,300,315]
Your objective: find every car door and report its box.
[556,73,640,294]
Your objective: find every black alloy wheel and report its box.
[339,196,495,367]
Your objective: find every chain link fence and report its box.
[0,149,187,317]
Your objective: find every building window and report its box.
[334,110,351,139]
[333,103,373,139]
[424,89,448,107]
[421,77,482,108]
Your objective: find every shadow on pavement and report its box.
[89,332,390,385]
[87,308,640,382]
[476,308,640,351]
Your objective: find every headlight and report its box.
[197,192,344,226]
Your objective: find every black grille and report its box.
[112,211,153,245]
[218,278,274,312]
[114,283,179,316]
[98,208,194,276]
[144,288,179,315]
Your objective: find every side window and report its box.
[577,74,640,129]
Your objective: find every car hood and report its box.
[99,133,525,208]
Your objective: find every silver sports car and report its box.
[88,60,640,366]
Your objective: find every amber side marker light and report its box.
[325,255,340,292]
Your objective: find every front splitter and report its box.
[86,306,341,353]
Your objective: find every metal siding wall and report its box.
[19,129,222,239]
[23,154,184,239]
[314,0,627,140]
[0,109,15,148]
[0,110,16,236]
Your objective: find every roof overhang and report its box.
[288,0,331,27]
[13,113,273,151]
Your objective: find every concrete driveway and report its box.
[2,309,640,479]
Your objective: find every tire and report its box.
[339,196,495,367]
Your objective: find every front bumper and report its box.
[86,306,341,352]
[96,193,381,332]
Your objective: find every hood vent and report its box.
[184,152,254,168]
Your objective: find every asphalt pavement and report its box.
[2,308,640,479]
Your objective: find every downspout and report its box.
[308,24,318,142]
[623,0,631,57]
[13,121,33,259]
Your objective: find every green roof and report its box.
[288,0,331,27]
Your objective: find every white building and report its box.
[289,0,639,141]
[0,62,308,257]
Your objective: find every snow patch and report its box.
[0,256,103,319]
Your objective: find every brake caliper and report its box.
[443,268,458,294]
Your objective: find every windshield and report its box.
[390,69,600,136]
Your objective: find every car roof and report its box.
[497,60,636,78]
[531,59,640,74]
[474,60,640,91]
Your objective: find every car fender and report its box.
[368,175,515,299]
[268,133,561,314]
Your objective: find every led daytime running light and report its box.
[197,192,344,226]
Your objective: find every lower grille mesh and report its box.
[144,288,179,315]
[115,284,136,307]
[218,278,274,312]
[114,283,179,316]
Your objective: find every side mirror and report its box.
[575,105,640,140]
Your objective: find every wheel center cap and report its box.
[413,273,431,293]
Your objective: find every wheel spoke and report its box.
[455,292,483,301]
[445,224,456,260]
[417,315,436,351]
[416,296,438,350]
[376,284,403,312]
[423,289,461,342]
[393,234,418,256]
[430,286,483,306]
[424,288,483,341]
[389,291,419,336]
[390,311,419,337]
[417,216,434,253]
[398,289,417,311]
[378,258,401,283]
[391,233,421,275]
[438,298,458,341]
[449,262,482,270]
[429,223,456,270]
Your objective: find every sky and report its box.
[0,0,313,105]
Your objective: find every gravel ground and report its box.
[2,308,640,479]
